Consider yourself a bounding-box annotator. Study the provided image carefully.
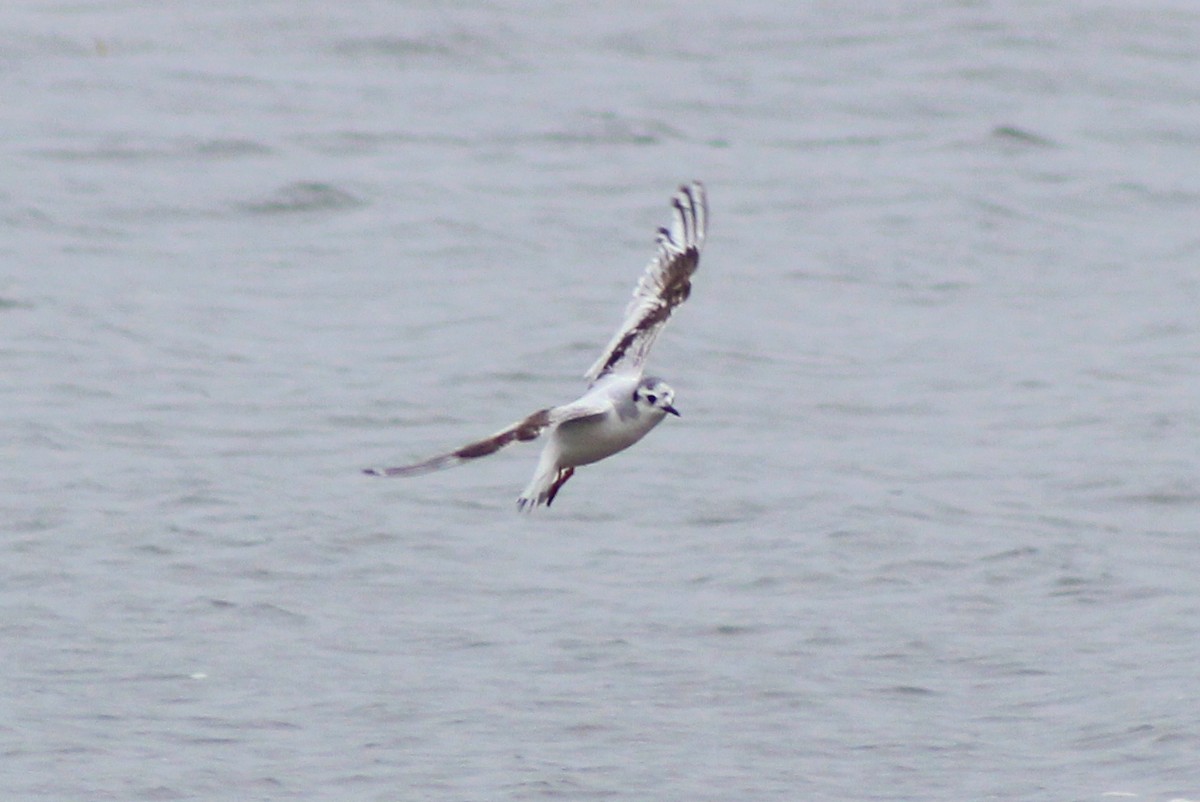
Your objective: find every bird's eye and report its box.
[646,394,657,405]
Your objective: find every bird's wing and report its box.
[583,182,708,384]
[363,398,610,478]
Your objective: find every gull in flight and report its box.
[365,182,708,511]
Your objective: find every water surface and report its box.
[3,2,1200,800]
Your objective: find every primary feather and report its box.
[584,182,707,384]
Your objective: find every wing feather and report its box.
[363,399,610,478]
[584,182,707,384]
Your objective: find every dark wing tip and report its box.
[357,463,415,475]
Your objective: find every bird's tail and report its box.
[516,451,575,512]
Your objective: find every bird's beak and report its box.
[664,404,681,417]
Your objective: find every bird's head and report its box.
[633,376,680,417]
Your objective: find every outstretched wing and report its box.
[363,399,609,478]
[584,182,708,384]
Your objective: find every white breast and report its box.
[553,405,666,467]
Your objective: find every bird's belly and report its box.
[554,413,661,467]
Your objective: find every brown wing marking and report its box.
[364,408,553,477]
[591,248,697,378]
[584,182,707,383]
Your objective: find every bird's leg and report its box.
[545,467,575,507]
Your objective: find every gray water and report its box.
[3,1,1200,800]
